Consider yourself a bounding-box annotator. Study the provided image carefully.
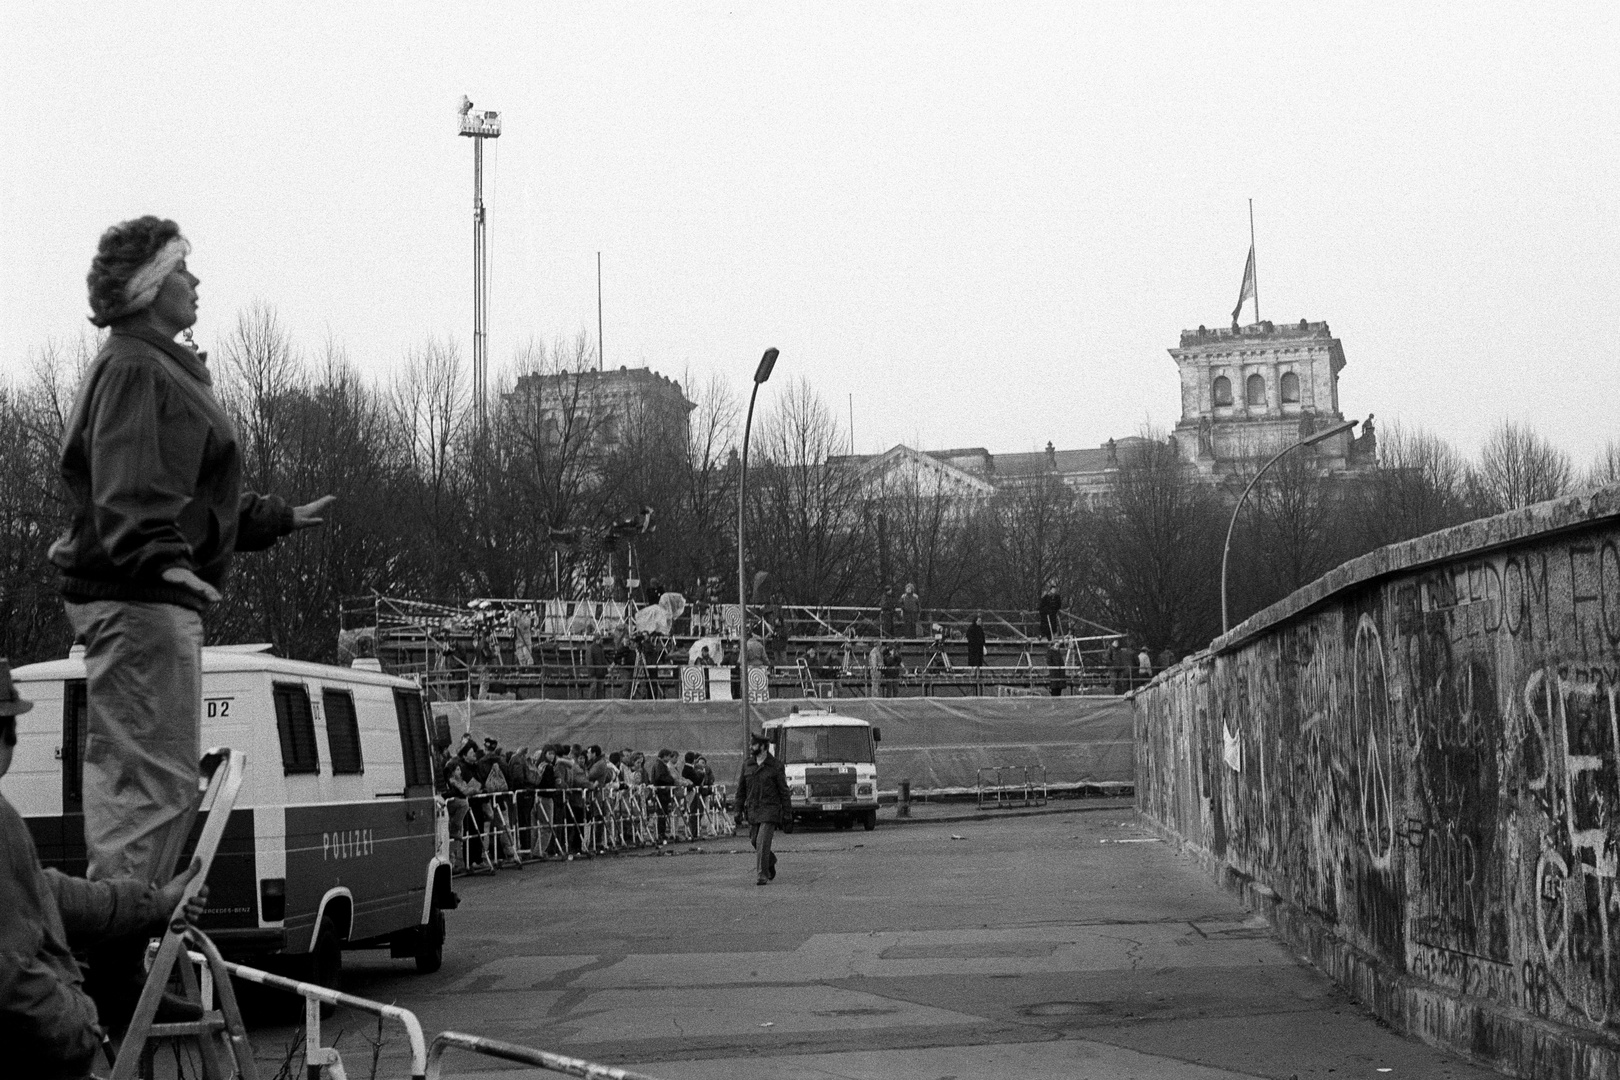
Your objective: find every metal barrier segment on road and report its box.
[426,1031,668,1080]
[975,765,1049,809]
[217,954,429,1080]
[448,786,736,871]
[194,951,659,1080]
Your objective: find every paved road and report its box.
[268,807,1502,1079]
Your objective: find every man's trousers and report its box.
[750,821,776,880]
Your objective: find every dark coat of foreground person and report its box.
[736,748,790,825]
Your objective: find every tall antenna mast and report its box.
[459,96,501,438]
[597,251,604,372]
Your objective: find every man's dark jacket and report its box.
[736,752,790,825]
[49,326,293,611]
[0,794,170,1080]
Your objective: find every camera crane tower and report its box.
[458,96,501,438]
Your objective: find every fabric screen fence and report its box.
[436,695,1134,795]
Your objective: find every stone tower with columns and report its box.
[1169,319,1368,477]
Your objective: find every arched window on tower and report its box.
[1280,371,1300,404]
[1212,375,1232,407]
[1245,373,1266,407]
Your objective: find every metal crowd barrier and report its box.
[976,765,1049,809]
[426,1031,667,1080]
[200,953,430,1080]
[446,785,736,872]
[193,951,666,1080]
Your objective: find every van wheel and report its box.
[863,809,877,831]
[415,907,446,974]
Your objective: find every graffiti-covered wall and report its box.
[1135,488,1620,1079]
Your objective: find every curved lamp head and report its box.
[754,348,779,385]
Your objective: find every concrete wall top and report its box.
[1213,484,1620,657]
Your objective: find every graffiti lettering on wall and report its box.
[1352,613,1395,868]
[1525,664,1620,1024]
[1135,522,1620,1043]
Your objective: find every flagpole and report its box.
[1249,199,1259,324]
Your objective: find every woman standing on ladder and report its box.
[50,216,334,1031]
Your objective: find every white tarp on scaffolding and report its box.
[438,695,1134,794]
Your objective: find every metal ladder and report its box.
[110,747,258,1080]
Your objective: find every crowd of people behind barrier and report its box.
[436,733,735,873]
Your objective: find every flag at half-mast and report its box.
[1231,245,1256,325]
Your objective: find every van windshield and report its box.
[781,725,873,765]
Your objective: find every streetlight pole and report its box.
[738,348,780,755]
[1220,418,1357,633]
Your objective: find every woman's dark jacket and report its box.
[49,326,293,611]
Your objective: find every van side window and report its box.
[322,689,364,775]
[392,689,435,795]
[272,682,320,775]
[62,679,88,810]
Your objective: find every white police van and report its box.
[9,645,453,987]
[762,708,881,831]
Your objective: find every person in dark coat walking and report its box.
[735,732,790,885]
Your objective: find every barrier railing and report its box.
[199,951,661,1080]
[207,950,429,1080]
[976,765,1049,809]
[446,785,736,872]
[426,1030,666,1080]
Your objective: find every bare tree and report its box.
[1090,431,1223,652]
[1228,446,1345,616]
[1469,419,1573,514]
[390,335,472,596]
[494,331,612,597]
[598,370,739,594]
[1347,421,1471,550]
[218,302,302,494]
[867,452,990,611]
[1589,439,1620,489]
[985,471,1081,620]
[747,378,869,604]
[0,333,108,661]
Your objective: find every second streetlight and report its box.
[737,348,779,756]
[1220,417,1357,633]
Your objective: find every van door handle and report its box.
[405,808,422,822]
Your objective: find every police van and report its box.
[10,645,453,987]
[762,709,880,831]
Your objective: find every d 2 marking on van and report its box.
[322,828,375,860]
[204,696,235,719]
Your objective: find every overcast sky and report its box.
[4,2,1616,467]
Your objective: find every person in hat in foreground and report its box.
[735,732,790,886]
[0,660,209,1080]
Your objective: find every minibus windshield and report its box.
[781,725,873,765]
